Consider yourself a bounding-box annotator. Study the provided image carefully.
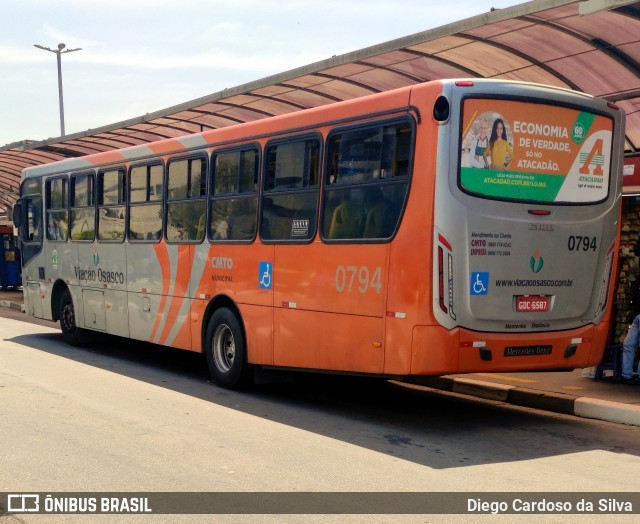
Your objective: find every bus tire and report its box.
[205,308,251,389]
[59,289,89,346]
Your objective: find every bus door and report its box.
[76,168,129,336]
[14,192,44,318]
[42,176,74,320]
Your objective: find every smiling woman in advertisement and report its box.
[484,118,514,170]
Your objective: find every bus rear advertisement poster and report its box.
[460,98,613,204]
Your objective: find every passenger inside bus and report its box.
[47,217,66,241]
[363,187,386,238]
[196,213,206,240]
[328,190,364,239]
[227,198,257,241]
[28,203,41,242]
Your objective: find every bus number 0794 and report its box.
[335,265,383,294]
[567,235,597,252]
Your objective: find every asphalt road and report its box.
[1,313,639,523]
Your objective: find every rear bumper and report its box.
[410,321,609,375]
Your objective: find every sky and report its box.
[0,0,520,146]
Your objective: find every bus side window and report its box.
[322,119,413,242]
[45,176,68,242]
[70,173,96,241]
[260,136,320,242]
[209,148,258,242]
[167,156,207,243]
[129,163,163,242]
[98,168,126,242]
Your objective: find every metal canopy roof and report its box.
[2,0,640,214]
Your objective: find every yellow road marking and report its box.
[561,386,585,391]
[473,373,538,383]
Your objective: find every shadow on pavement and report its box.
[9,329,640,471]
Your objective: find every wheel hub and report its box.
[213,324,235,373]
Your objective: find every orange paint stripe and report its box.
[158,245,191,346]
[188,244,214,353]
[150,242,171,343]
[172,315,193,351]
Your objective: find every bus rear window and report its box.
[459,98,614,204]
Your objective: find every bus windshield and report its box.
[459,97,614,205]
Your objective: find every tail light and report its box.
[448,251,456,320]
[438,246,446,314]
[438,234,456,320]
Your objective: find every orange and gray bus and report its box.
[13,79,625,388]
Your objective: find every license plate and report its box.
[504,345,552,357]
[515,295,549,312]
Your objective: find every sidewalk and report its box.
[411,371,640,427]
[1,288,639,426]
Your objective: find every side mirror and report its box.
[12,201,22,228]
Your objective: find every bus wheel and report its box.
[205,308,250,389]
[59,289,88,346]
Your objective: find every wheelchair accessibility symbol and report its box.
[259,261,273,289]
[470,272,489,296]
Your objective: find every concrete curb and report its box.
[417,376,640,427]
[0,299,25,312]
[574,398,640,427]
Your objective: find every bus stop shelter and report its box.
[1,0,640,215]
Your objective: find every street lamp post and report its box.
[34,43,82,137]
